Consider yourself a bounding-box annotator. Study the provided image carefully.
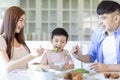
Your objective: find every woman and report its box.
[0,6,44,75]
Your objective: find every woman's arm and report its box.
[0,48,44,73]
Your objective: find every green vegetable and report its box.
[64,53,68,57]
[74,69,89,73]
[37,68,46,72]
[54,48,58,53]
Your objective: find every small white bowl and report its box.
[34,71,55,80]
[28,69,55,80]
[28,63,50,71]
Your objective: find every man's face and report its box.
[98,13,117,32]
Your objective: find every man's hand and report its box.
[72,45,82,59]
[90,62,109,72]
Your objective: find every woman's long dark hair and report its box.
[0,6,30,59]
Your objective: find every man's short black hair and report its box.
[51,27,69,41]
[97,0,120,15]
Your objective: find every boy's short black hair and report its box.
[51,27,69,41]
[97,0,120,15]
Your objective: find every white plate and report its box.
[53,69,120,80]
[86,73,120,80]
[45,69,73,75]
[10,69,29,76]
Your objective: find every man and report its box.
[72,0,120,72]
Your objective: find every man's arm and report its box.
[90,62,120,72]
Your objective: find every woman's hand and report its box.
[31,47,44,57]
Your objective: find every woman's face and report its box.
[15,14,25,33]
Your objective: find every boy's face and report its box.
[98,12,119,32]
[51,35,67,52]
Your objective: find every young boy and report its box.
[40,27,74,70]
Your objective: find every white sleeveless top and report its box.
[0,35,29,69]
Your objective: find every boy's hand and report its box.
[51,65,59,70]
[62,64,74,70]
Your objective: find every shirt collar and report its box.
[101,25,120,36]
[115,25,120,35]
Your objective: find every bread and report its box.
[64,71,82,80]
[33,62,40,65]
[104,73,119,79]
[72,72,79,77]
[104,73,111,78]
[64,72,72,79]
[110,73,119,79]
[72,72,82,80]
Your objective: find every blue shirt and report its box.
[88,26,120,64]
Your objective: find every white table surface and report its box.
[1,69,119,80]
[0,69,30,80]
[0,69,64,80]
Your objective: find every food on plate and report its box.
[73,68,89,73]
[33,62,40,65]
[64,53,68,57]
[104,73,119,79]
[110,73,119,79]
[37,68,46,72]
[64,71,83,80]
[64,68,88,80]
[72,72,82,80]
[64,72,73,79]
[104,73,111,78]
[72,72,79,77]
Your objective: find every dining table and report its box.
[0,69,65,80]
[0,69,30,80]
[0,69,120,80]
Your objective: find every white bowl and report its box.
[34,71,55,80]
[28,63,50,71]
[28,69,55,80]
